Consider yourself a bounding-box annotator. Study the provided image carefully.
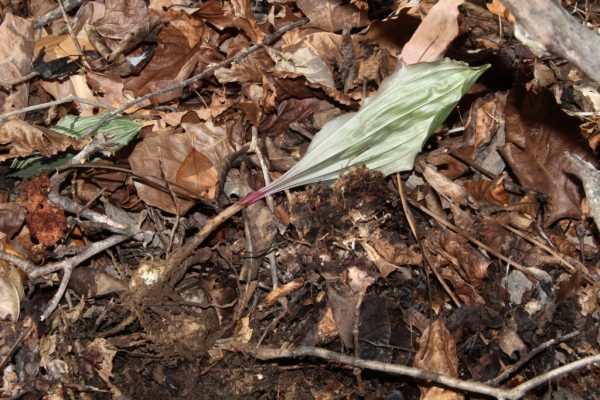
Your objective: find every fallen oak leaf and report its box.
[499,81,598,226]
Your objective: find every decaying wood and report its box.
[501,0,600,83]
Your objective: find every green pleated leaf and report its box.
[242,60,488,205]
[52,114,142,149]
[9,114,142,177]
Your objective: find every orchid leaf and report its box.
[242,60,488,205]
[52,114,142,150]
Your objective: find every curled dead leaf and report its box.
[296,0,368,33]
[414,319,463,400]
[0,260,25,321]
[423,164,468,206]
[0,120,82,161]
[0,14,34,112]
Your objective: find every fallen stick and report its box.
[240,345,600,400]
[501,0,600,83]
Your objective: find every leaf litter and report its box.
[0,0,599,399]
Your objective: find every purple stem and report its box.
[239,187,269,206]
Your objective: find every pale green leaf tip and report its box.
[242,61,490,205]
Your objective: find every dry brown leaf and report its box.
[128,132,218,214]
[312,307,339,345]
[486,0,515,23]
[0,120,83,161]
[423,164,468,206]
[123,20,205,104]
[266,47,335,88]
[414,319,463,400]
[79,338,117,384]
[182,119,235,170]
[439,266,486,305]
[0,14,34,114]
[215,49,272,84]
[259,98,334,136]
[0,203,26,239]
[463,175,513,206]
[296,0,368,33]
[496,325,526,359]
[362,15,421,58]
[266,278,305,305]
[0,260,24,322]
[325,267,375,349]
[89,0,161,62]
[194,0,263,42]
[175,150,218,202]
[430,228,491,284]
[239,168,279,282]
[400,0,464,64]
[499,81,598,226]
[361,240,411,278]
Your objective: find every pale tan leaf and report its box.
[0,260,24,321]
[296,0,368,33]
[423,165,468,206]
[175,149,218,201]
[0,120,83,161]
[0,14,34,114]
[266,47,335,88]
[414,319,463,400]
[400,0,464,64]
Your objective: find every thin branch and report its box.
[0,71,39,92]
[249,126,279,288]
[481,215,595,283]
[408,200,542,282]
[0,94,113,120]
[0,250,35,275]
[33,0,85,29]
[57,0,86,64]
[77,17,309,140]
[38,234,128,321]
[238,345,600,400]
[501,0,600,83]
[164,201,244,285]
[488,330,580,386]
[48,171,149,239]
[396,173,461,307]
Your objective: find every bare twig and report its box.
[0,71,39,92]
[33,0,85,29]
[488,330,580,386]
[0,325,33,370]
[0,250,35,274]
[56,0,86,65]
[481,214,595,283]
[239,345,600,400]
[396,173,461,307]
[408,200,542,282]
[501,0,600,83]
[249,126,279,288]
[48,171,149,239]
[77,17,309,140]
[0,94,113,120]
[37,234,128,321]
[165,201,244,285]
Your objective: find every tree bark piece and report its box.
[501,0,600,83]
